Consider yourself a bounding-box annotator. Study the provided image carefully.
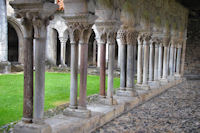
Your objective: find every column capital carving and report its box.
[126,30,139,45]
[117,28,127,45]
[59,37,68,44]
[162,35,170,47]
[177,39,183,48]
[107,31,117,45]
[143,33,152,44]
[137,33,144,45]
[79,27,92,45]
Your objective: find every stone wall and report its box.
[184,17,200,78]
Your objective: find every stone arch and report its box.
[7,16,24,64]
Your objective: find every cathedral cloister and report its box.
[0,0,200,133]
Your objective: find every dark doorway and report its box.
[8,22,19,62]
[56,30,61,66]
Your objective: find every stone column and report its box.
[68,31,79,109]
[142,33,151,88]
[78,28,92,110]
[93,40,97,66]
[162,36,170,81]
[22,19,34,123]
[117,38,121,68]
[0,0,8,62]
[33,16,56,123]
[107,32,116,103]
[97,43,101,67]
[106,42,109,67]
[169,44,174,76]
[149,41,154,82]
[176,44,182,76]
[154,42,159,81]
[137,34,143,84]
[125,31,138,96]
[158,42,163,79]
[173,45,177,74]
[60,37,67,66]
[118,30,127,90]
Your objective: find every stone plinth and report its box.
[63,107,91,118]
[0,61,11,73]
[13,122,51,133]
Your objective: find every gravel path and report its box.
[93,80,200,133]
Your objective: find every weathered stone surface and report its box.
[93,80,200,133]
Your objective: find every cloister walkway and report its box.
[93,80,200,133]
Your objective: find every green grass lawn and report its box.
[0,72,120,126]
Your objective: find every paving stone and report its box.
[93,80,200,133]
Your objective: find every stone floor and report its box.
[93,80,200,133]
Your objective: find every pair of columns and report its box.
[97,30,117,104]
[117,29,138,96]
[136,33,152,88]
[10,0,58,124]
[64,25,92,116]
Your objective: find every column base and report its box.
[98,97,117,105]
[13,121,51,133]
[116,88,137,97]
[140,84,150,90]
[0,61,11,73]
[63,107,91,118]
[148,81,161,89]
[160,78,169,84]
[174,74,181,79]
[167,76,175,81]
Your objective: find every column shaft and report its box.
[137,43,143,84]
[143,42,149,85]
[23,37,34,123]
[93,40,97,66]
[107,44,115,99]
[120,44,126,89]
[97,44,101,67]
[69,44,78,109]
[117,39,121,68]
[149,43,154,81]
[154,44,159,80]
[99,43,106,96]
[79,44,88,109]
[126,45,134,88]
[34,37,46,121]
[176,48,182,75]
[173,47,177,74]
[169,45,174,76]
[158,45,163,79]
[162,46,168,79]
[61,42,66,65]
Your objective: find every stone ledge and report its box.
[13,79,183,133]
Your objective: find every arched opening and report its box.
[53,29,61,66]
[8,22,19,62]
[88,30,96,66]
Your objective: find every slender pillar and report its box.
[162,46,168,79]
[97,43,101,67]
[106,43,109,67]
[176,46,182,75]
[60,37,67,66]
[22,19,34,123]
[137,34,143,84]
[0,0,8,62]
[99,41,106,97]
[149,41,154,81]
[78,43,89,109]
[173,46,177,74]
[69,43,78,109]
[117,38,121,68]
[93,40,97,66]
[126,44,134,89]
[107,43,115,100]
[169,44,174,76]
[119,44,126,90]
[142,34,151,86]
[158,43,163,79]
[33,22,48,123]
[154,43,159,81]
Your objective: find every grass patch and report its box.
[0,72,120,126]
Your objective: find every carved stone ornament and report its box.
[107,31,117,45]
[126,30,138,45]
[163,35,170,47]
[117,28,127,45]
[143,33,152,43]
[137,33,144,45]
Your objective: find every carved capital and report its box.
[126,31,138,45]
[137,33,144,45]
[117,29,126,45]
[107,31,117,45]
[143,33,152,42]
[163,35,170,47]
[79,27,92,45]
